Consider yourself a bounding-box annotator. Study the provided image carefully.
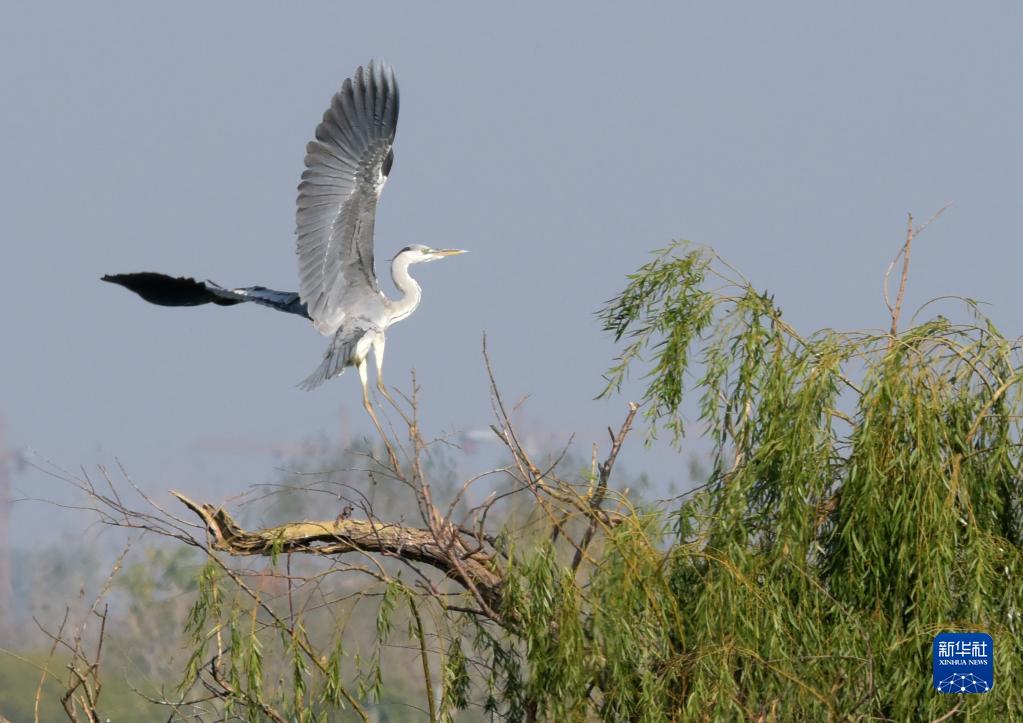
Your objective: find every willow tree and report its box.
[50,215,1022,721]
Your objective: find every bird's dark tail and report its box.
[102,272,310,319]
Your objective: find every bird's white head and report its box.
[393,244,467,265]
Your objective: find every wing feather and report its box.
[296,61,398,333]
[101,272,310,318]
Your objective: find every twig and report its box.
[35,607,70,723]
[885,203,951,340]
[571,403,638,572]
[408,597,437,723]
[930,700,963,723]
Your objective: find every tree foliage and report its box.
[13,229,1023,721]
[595,239,1022,720]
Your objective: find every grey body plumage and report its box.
[103,61,466,422]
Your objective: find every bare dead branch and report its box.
[35,606,70,723]
[571,402,639,572]
[171,492,504,611]
[885,203,951,340]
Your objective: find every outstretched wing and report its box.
[102,272,241,307]
[102,272,310,319]
[297,61,398,334]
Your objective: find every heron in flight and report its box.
[103,62,465,429]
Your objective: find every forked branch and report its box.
[884,203,951,339]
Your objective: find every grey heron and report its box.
[103,61,465,428]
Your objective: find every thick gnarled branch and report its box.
[171,492,504,608]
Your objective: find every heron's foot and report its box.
[376,377,397,406]
[363,394,401,470]
[363,394,384,435]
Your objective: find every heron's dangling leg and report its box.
[358,358,383,435]
[358,356,400,470]
[371,334,396,405]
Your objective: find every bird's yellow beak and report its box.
[433,248,467,256]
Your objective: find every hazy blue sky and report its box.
[2,2,1022,538]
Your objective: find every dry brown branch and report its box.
[25,548,131,723]
[482,336,630,551]
[885,203,951,340]
[571,402,639,572]
[930,700,963,723]
[56,603,107,723]
[35,607,68,723]
[206,656,287,723]
[171,492,505,610]
[885,212,915,339]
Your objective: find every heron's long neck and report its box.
[388,256,422,324]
